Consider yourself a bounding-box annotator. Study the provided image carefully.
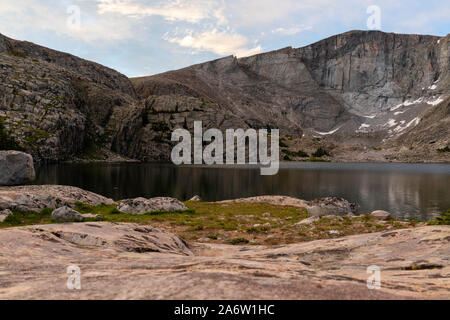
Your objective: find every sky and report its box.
[0,0,449,77]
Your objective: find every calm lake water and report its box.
[34,162,450,220]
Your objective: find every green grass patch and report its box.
[428,210,450,225]
[0,208,52,228]
[279,139,288,148]
[230,238,250,245]
[312,147,331,158]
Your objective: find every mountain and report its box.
[0,30,448,162]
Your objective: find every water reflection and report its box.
[34,162,450,220]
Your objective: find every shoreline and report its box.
[1,185,447,240]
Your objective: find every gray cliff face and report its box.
[136,31,449,143]
[0,30,448,162]
[0,33,138,161]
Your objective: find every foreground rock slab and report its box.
[0,151,35,186]
[0,223,448,300]
[0,185,115,212]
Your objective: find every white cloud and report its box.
[0,0,133,43]
[164,29,262,57]
[96,0,224,23]
[271,25,312,36]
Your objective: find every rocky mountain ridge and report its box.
[0,30,448,162]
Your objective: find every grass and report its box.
[312,147,331,158]
[8,50,26,58]
[0,201,426,245]
[231,238,250,245]
[428,210,450,225]
[0,208,52,228]
[279,139,288,148]
[282,149,309,158]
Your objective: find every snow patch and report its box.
[362,114,377,119]
[427,96,444,106]
[390,98,424,111]
[428,84,437,90]
[356,123,371,133]
[315,126,342,136]
[392,117,421,134]
[394,111,406,115]
[384,119,397,128]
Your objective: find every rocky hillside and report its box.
[0,31,448,162]
[0,33,139,161]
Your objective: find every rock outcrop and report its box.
[0,222,447,299]
[220,196,360,217]
[51,206,83,222]
[117,197,188,214]
[0,150,35,185]
[0,33,138,162]
[307,197,360,216]
[0,185,114,212]
[0,209,12,222]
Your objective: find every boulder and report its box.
[295,216,320,226]
[51,206,83,222]
[0,151,35,186]
[117,197,188,215]
[371,210,392,221]
[0,209,12,222]
[307,197,360,216]
[189,195,201,201]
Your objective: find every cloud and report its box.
[96,0,224,23]
[95,0,259,57]
[0,0,134,43]
[271,25,312,36]
[164,29,262,57]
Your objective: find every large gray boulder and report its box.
[52,206,83,222]
[307,197,360,217]
[371,210,392,221]
[117,197,188,215]
[0,151,36,186]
